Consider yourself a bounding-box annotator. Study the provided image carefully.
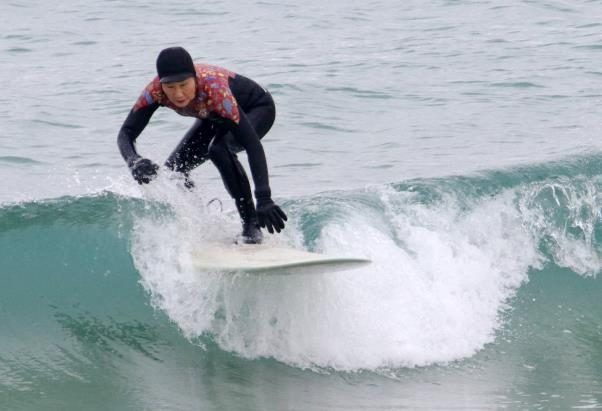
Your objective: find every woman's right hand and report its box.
[129,157,159,184]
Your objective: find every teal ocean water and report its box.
[2,1,602,410]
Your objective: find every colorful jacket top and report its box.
[133,64,241,124]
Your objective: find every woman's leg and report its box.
[208,93,276,242]
[208,137,261,243]
[164,119,214,175]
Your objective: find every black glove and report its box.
[129,157,159,184]
[256,197,287,234]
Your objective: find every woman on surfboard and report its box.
[117,46,287,244]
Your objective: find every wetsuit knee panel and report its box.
[207,136,231,162]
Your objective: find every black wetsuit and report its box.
[117,74,276,208]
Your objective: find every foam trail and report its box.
[517,176,602,276]
[131,181,547,371]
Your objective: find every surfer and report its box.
[117,46,287,244]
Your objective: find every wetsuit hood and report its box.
[156,47,196,83]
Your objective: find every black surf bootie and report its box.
[236,199,263,245]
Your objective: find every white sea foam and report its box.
[132,182,549,370]
[518,178,602,277]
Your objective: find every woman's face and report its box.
[161,77,196,107]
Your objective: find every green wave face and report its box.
[1,157,602,410]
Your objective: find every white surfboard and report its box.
[191,245,371,274]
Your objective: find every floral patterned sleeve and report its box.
[133,78,163,112]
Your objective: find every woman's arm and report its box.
[117,104,159,166]
[225,110,271,198]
